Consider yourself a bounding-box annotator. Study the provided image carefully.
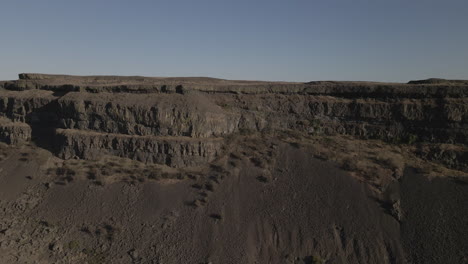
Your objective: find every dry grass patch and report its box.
[281,133,467,192]
[44,155,202,186]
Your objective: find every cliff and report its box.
[1,73,467,168]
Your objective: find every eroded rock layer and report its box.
[54,129,223,168]
[1,73,467,167]
[0,117,31,144]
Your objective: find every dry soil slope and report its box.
[0,141,467,264]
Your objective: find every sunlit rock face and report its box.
[1,74,467,166]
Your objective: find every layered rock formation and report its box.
[0,117,31,144]
[1,73,467,167]
[55,129,223,168]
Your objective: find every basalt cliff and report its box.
[1,74,467,169]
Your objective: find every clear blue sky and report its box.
[1,0,467,82]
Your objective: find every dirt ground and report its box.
[0,134,467,264]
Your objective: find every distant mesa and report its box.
[407,78,468,85]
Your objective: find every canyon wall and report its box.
[1,74,467,167]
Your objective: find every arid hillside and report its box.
[0,74,467,264]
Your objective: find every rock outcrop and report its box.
[1,73,467,167]
[54,129,223,168]
[0,117,31,145]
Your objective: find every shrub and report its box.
[406,133,418,144]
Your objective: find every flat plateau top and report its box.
[14,73,468,86]
[1,73,467,96]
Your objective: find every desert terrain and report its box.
[0,74,467,263]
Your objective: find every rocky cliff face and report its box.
[1,73,467,168]
[54,129,223,168]
[0,117,31,144]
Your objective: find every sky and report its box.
[0,0,467,82]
